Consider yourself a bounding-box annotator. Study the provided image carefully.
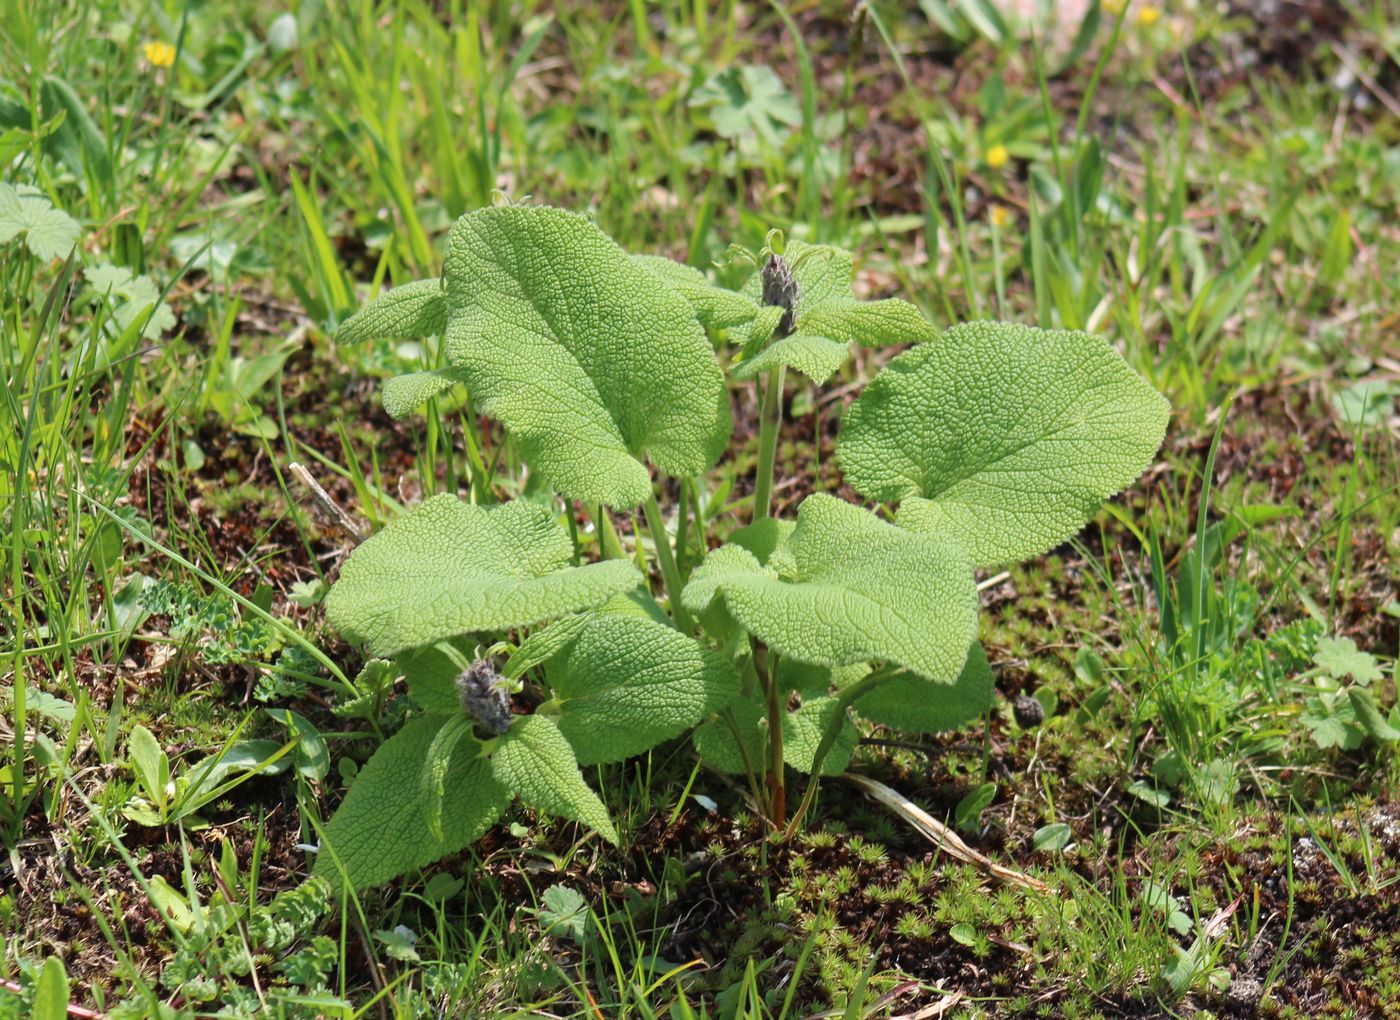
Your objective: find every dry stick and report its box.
[287,461,368,544]
[843,773,1049,893]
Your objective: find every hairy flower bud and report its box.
[456,659,512,735]
[1013,694,1045,729]
[760,254,800,336]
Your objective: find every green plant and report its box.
[304,200,1168,888]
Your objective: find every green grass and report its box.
[3,0,1399,1016]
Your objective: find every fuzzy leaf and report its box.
[0,183,80,261]
[421,715,472,842]
[683,493,977,681]
[442,206,730,508]
[382,368,470,421]
[782,691,858,775]
[730,333,852,385]
[734,241,930,382]
[394,644,463,715]
[546,612,742,764]
[326,494,640,657]
[633,254,759,330]
[490,714,618,844]
[838,322,1169,566]
[334,279,446,344]
[798,298,934,346]
[692,694,764,775]
[315,716,507,890]
[691,684,857,777]
[855,642,994,733]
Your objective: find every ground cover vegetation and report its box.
[1,0,1398,1017]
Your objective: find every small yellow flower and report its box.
[1137,5,1162,25]
[1102,0,1125,13]
[990,204,1011,229]
[144,41,176,69]
[985,144,1010,170]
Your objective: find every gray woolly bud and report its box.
[456,659,512,736]
[1013,694,1045,729]
[760,254,800,337]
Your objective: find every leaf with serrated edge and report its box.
[798,298,934,346]
[855,643,994,733]
[443,206,730,508]
[838,322,1169,566]
[326,494,640,657]
[382,368,470,421]
[422,715,471,841]
[683,494,976,681]
[730,333,852,385]
[549,613,742,764]
[632,254,759,330]
[783,691,858,775]
[0,184,80,261]
[334,279,446,344]
[315,716,507,890]
[490,714,618,844]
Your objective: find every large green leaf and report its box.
[442,206,731,508]
[683,494,977,681]
[334,279,446,344]
[543,612,743,764]
[838,322,1169,566]
[325,494,640,657]
[489,714,619,844]
[315,716,507,890]
[692,694,763,775]
[855,642,994,733]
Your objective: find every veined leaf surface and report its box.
[683,493,976,681]
[545,612,742,764]
[315,716,507,890]
[326,494,640,656]
[838,322,1169,566]
[333,278,446,344]
[443,206,731,507]
[490,714,619,844]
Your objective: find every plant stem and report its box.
[642,489,694,633]
[763,654,785,828]
[752,365,785,520]
[782,667,896,840]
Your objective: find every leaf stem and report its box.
[763,652,786,828]
[753,366,786,520]
[641,489,694,633]
[782,667,896,840]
